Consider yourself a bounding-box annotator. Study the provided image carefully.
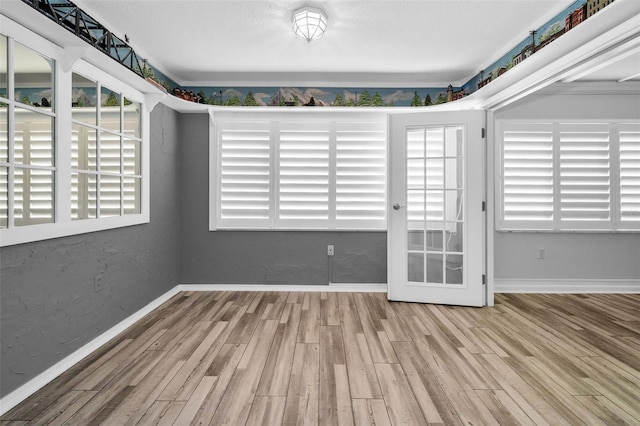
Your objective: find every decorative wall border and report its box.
[18,0,616,107]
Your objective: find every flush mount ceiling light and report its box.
[292,6,328,42]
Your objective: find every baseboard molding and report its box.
[178,283,388,293]
[495,278,640,293]
[0,286,181,417]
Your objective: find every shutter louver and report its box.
[619,123,640,221]
[278,123,329,226]
[502,123,554,225]
[219,122,271,227]
[99,132,122,217]
[336,122,387,228]
[559,123,610,222]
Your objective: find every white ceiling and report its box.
[71,0,579,87]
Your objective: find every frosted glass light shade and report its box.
[292,6,328,42]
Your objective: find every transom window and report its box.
[210,112,387,230]
[497,120,640,231]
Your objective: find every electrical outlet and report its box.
[327,245,334,256]
[537,248,545,260]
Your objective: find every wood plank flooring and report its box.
[2,292,639,425]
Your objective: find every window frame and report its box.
[209,110,388,231]
[0,24,150,247]
[496,119,640,232]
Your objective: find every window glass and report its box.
[123,98,140,138]
[72,72,97,126]
[14,42,54,109]
[99,174,121,217]
[0,103,7,162]
[100,86,120,132]
[0,35,7,98]
[0,166,7,228]
[14,107,54,167]
[14,167,54,226]
[100,132,121,173]
[71,172,97,220]
[123,138,140,175]
[71,123,97,171]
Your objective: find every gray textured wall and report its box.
[493,86,640,281]
[179,113,387,285]
[0,103,181,397]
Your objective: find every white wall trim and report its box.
[495,278,640,294]
[0,287,181,417]
[178,283,388,293]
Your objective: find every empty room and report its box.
[1,0,639,424]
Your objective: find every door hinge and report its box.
[482,201,486,212]
[481,128,486,138]
[482,274,486,285]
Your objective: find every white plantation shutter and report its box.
[213,113,387,230]
[13,115,54,225]
[99,132,122,217]
[619,123,640,222]
[500,122,554,228]
[559,123,610,223]
[218,121,272,228]
[278,122,330,227]
[336,121,386,229]
[499,120,640,231]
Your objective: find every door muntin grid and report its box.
[406,125,465,286]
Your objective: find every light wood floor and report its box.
[2,292,639,425]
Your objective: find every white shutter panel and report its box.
[278,122,329,227]
[99,132,122,217]
[559,123,610,224]
[619,123,640,222]
[218,121,271,228]
[14,115,54,225]
[335,121,386,229]
[501,123,554,228]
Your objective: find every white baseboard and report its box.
[495,278,640,293]
[178,283,388,293]
[0,286,181,417]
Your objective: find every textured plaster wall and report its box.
[493,87,640,281]
[0,104,181,397]
[179,113,387,285]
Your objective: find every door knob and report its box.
[393,203,405,210]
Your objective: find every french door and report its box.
[388,110,485,306]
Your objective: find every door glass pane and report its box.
[445,254,463,284]
[445,222,463,252]
[408,230,424,251]
[407,129,424,158]
[445,158,463,189]
[445,126,462,157]
[72,72,97,126]
[14,42,54,109]
[426,253,444,284]
[408,252,424,282]
[426,230,443,251]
